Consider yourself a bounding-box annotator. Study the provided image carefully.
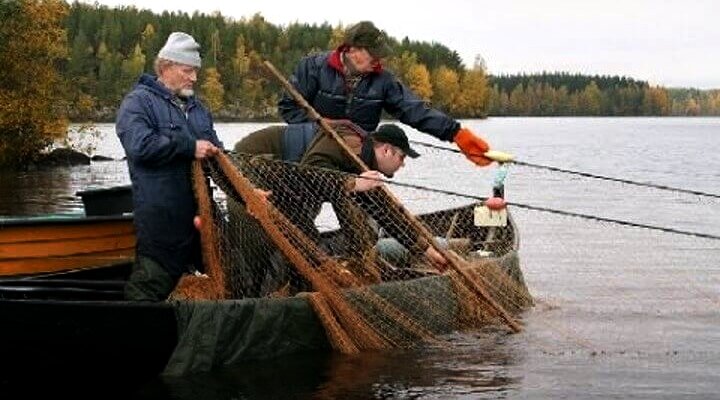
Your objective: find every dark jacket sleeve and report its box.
[383,77,461,142]
[116,92,195,166]
[278,56,320,124]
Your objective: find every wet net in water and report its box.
[171,148,532,353]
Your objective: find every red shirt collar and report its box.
[328,45,384,74]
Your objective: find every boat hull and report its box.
[0,215,135,276]
[0,202,529,390]
[0,249,526,388]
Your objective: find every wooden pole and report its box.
[263,61,521,333]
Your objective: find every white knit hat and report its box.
[158,32,201,68]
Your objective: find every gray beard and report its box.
[178,88,194,98]
[341,52,362,77]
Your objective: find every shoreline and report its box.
[67,114,719,124]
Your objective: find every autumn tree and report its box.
[328,24,345,49]
[684,97,701,116]
[387,51,417,81]
[201,67,225,114]
[406,63,433,101]
[49,4,698,120]
[0,0,68,166]
[642,86,670,116]
[431,66,460,113]
[456,59,489,117]
[140,23,160,72]
[578,81,602,115]
[385,51,432,101]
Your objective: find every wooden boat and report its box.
[0,186,135,277]
[0,193,528,392]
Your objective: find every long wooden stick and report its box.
[263,61,521,333]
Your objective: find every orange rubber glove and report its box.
[453,128,492,166]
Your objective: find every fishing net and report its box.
[406,139,720,366]
[171,124,532,354]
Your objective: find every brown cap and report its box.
[343,21,392,58]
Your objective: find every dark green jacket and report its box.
[300,129,428,256]
[233,124,427,257]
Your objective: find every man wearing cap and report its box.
[227,121,444,296]
[299,122,447,266]
[116,32,223,301]
[278,20,494,168]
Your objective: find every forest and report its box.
[1,0,718,166]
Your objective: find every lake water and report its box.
[1,117,719,399]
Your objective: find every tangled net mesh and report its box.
[170,130,532,354]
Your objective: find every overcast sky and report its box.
[81,0,720,89]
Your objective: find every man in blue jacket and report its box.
[278,21,493,167]
[116,32,223,301]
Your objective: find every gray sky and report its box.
[83,0,720,89]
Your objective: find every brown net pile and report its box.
[174,145,532,353]
[171,162,227,300]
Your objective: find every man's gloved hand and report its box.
[453,128,492,166]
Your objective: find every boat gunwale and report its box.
[0,213,133,227]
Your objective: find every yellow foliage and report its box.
[0,0,69,166]
[74,93,97,121]
[578,81,602,115]
[431,66,460,113]
[121,44,145,87]
[328,24,345,49]
[201,67,226,114]
[387,51,418,81]
[642,86,670,116]
[232,35,251,76]
[141,23,156,44]
[685,97,701,116]
[405,63,433,101]
[457,67,489,117]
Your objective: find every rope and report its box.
[225,151,719,241]
[409,140,720,200]
[350,174,720,241]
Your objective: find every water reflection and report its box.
[0,161,129,216]
[132,330,523,400]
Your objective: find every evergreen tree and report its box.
[140,23,159,72]
[44,2,711,120]
[508,84,526,115]
[120,43,145,93]
[96,41,122,105]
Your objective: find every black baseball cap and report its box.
[371,124,420,158]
